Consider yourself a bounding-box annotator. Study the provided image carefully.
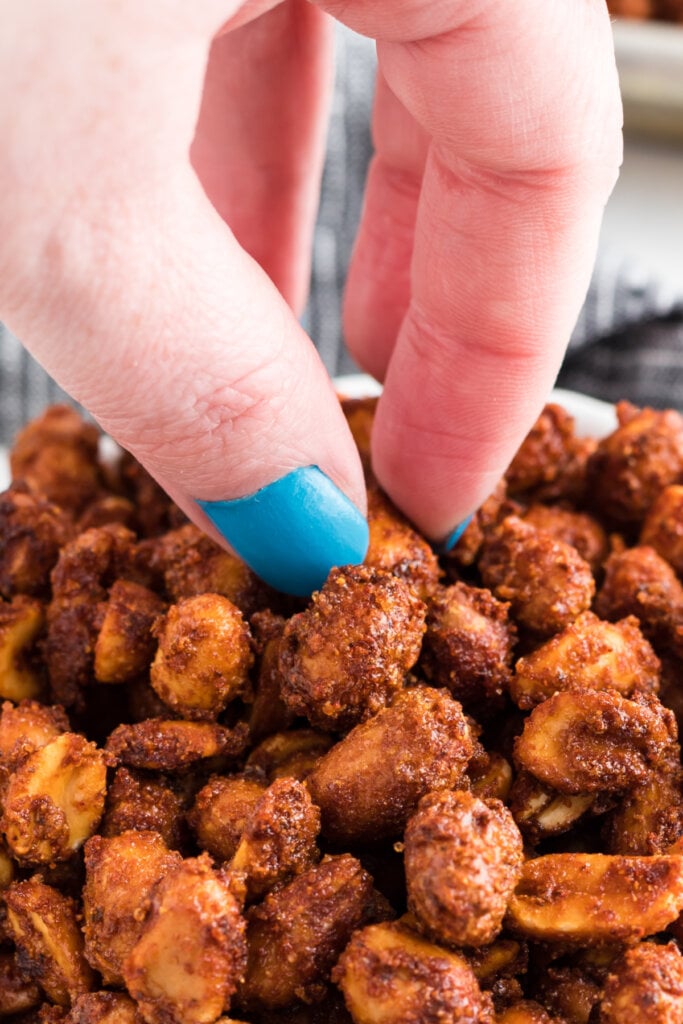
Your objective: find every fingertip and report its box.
[196,465,369,596]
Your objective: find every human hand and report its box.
[0,1,622,594]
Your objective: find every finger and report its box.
[319,0,622,541]
[343,71,429,381]
[191,0,334,314]
[0,9,367,596]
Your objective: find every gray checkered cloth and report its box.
[1,25,682,445]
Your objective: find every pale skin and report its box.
[0,0,622,542]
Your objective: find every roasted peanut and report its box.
[507,853,683,945]
[5,877,94,1006]
[511,611,660,709]
[238,855,373,1011]
[0,596,45,702]
[514,690,674,795]
[586,402,683,529]
[279,565,426,731]
[364,488,440,600]
[404,790,523,947]
[105,719,248,772]
[479,516,594,637]
[188,774,266,862]
[3,732,107,863]
[123,855,246,1024]
[83,830,181,986]
[101,767,185,850]
[334,920,494,1024]
[0,485,72,598]
[307,687,473,844]
[150,594,253,721]
[0,699,69,771]
[599,942,683,1023]
[231,777,320,901]
[420,582,516,713]
[94,580,164,684]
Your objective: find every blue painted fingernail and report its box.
[436,515,474,555]
[196,466,369,597]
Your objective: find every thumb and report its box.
[3,169,368,596]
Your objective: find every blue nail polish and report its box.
[196,466,369,597]
[436,515,474,555]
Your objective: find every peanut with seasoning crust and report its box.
[586,402,683,530]
[468,751,514,803]
[0,485,73,599]
[533,966,601,1024]
[0,699,69,771]
[599,942,683,1024]
[506,853,683,945]
[601,742,683,855]
[147,523,274,617]
[306,686,473,845]
[509,771,595,844]
[45,525,139,709]
[10,406,103,516]
[5,877,94,1007]
[595,545,683,660]
[364,488,441,600]
[505,402,591,505]
[150,594,253,721]
[279,565,426,732]
[511,611,661,710]
[68,991,146,1024]
[522,504,609,575]
[77,495,137,534]
[420,582,516,714]
[404,790,523,948]
[514,690,675,795]
[105,718,248,772]
[188,774,266,863]
[0,596,45,702]
[640,483,683,577]
[447,480,513,569]
[0,952,41,1017]
[94,581,165,685]
[246,729,333,783]
[230,777,320,902]
[101,767,185,850]
[83,831,182,986]
[334,920,494,1024]
[479,515,595,637]
[0,839,15,889]
[247,610,295,741]
[340,396,376,481]
[3,732,108,864]
[238,855,375,1012]
[496,1002,563,1024]
[123,855,247,1024]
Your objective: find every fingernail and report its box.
[196,466,369,597]
[435,515,474,555]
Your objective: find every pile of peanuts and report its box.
[1,397,683,1024]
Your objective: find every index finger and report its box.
[323,0,622,541]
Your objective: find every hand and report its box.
[0,1,622,593]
